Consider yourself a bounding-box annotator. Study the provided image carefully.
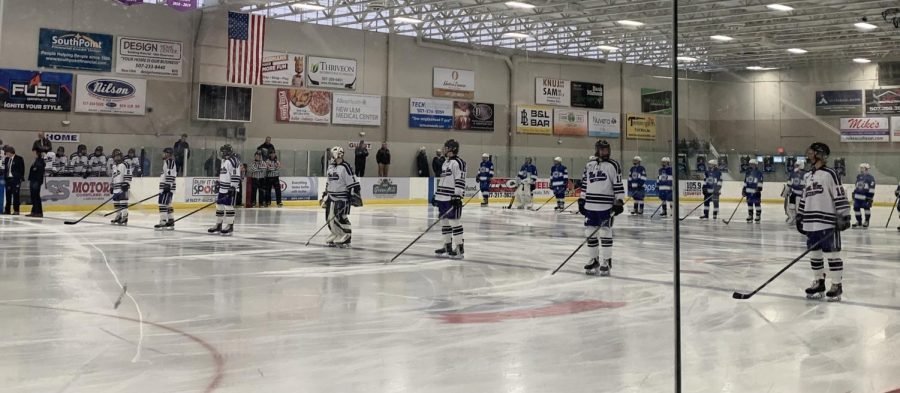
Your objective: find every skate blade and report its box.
[826,296,841,302]
[585,269,599,276]
[600,270,611,277]
[806,293,824,300]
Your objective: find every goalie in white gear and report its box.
[578,140,625,276]
[321,146,361,247]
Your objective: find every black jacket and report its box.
[431,156,444,176]
[4,155,25,184]
[416,152,429,177]
[257,142,275,154]
[32,138,52,154]
[376,148,391,165]
[28,157,45,185]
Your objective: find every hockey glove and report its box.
[319,192,328,209]
[227,186,237,198]
[122,183,130,192]
[612,199,624,216]
[350,193,363,208]
[837,215,852,232]
[430,196,438,207]
[529,183,536,192]
[795,215,805,235]
[577,199,587,216]
[450,195,462,210]
[162,184,172,193]
[866,198,873,209]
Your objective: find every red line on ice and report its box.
[435,300,627,324]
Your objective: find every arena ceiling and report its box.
[214,0,899,72]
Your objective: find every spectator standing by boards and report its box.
[354,141,369,177]
[432,149,444,177]
[258,136,275,155]
[173,134,189,174]
[416,147,430,177]
[376,143,391,177]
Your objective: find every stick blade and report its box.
[732,292,752,300]
[64,221,77,225]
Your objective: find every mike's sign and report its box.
[839,117,889,142]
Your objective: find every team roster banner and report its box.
[278,177,318,201]
[361,178,410,200]
[815,90,862,116]
[625,113,657,140]
[306,56,357,90]
[641,88,672,115]
[116,37,183,77]
[553,108,588,136]
[865,89,900,115]
[261,51,305,87]
[571,81,604,109]
[535,78,570,106]
[75,75,147,115]
[332,93,382,126]
[516,105,553,134]
[433,68,475,99]
[0,68,72,112]
[839,117,890,142]
[38,28,113,72]
[409,98,453,129]
[588,111,620,138]
[41,178,113,205]
[453,101,494,131]
[276,89,332,123]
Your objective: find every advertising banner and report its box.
[680,180,703,198]
[275,89,332,123]
[433,68,475,99]
[40,178,113,205]
[571,81,604,109]
[261,51,305,87]
[306,56,357,90]
[641,179,658,198]
[641,88,672,115]
[535,78,570,106]
[116,37,183,77]
[75,75,147,115]
[166,0,197,12]
[409,98,453,129]
[625,113,657,140]
[332,93,382,126]
[553,108,588,136]
[839,117,890,142]
[0,68,72,112]
[865,89,900,115]
[45,132,80,143]
[588,111,620,138]
[815,90,862,116]
[453,101,494,131]
[361,178,410,200]
[186,177,218,203]
[38,28,113,72]
[892,117,900,143]
[516,105,553,134]
[278,177,318,201]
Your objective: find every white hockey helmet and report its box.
[749,158,758,165]
[330,146,345,159]
[859,163,870,171]
[482,153,490,158]
[661,157,671,163]
[794,161,802,168]
[553,156,562,163]
[708,159,718,166]
[633,156,642,162]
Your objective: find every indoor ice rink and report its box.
[1,1,899,393]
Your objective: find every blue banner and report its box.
[815,90,862,116]
[409,113,453,129]
[0,68,73,112]
[38,28,113,72]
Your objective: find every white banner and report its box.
[433,67,475,99]
[839,117,890,142]
[306,56,357,90]
[588,111,620,138]
[279,177,318,201]
[892,117,900,142]
[186,177,218,203]
[409,98,454,129]
[116,36,183,77]
[332,93,382,126]
[361,178,410,200]
[262,51,305,87]
[75,75,147,115]
[536,78,570,106]
[45,132,80,143]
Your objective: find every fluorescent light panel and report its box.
[676,56,698,62]
[291,3,326,11]
[854,22,877,30]
[505,1,536,9]
[502,32,531,39]
[596,45,620,52]
[746,66,778,71]
[617,20,644,27]
[766,4,794,11]
[710,35,733,42]
[853,58,871,63]
[787,48,807,54]
[393,16,423,24]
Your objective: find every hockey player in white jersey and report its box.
[155,148,177,230]
[90,146,107,177]
[785,161,805,224]
[433,139,467,259]
[851,163,875,229]
[321,147,362,248]
[578,140,625,276]
[70,145,88,178]
[109,150,131,225]
[208,145,241,235]
[797,142,851,302]
[51,147,67,176]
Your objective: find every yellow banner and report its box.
[625,113,656,140]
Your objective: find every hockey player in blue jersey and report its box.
[786,161,805,225]
[518,157,538,210]
[657,157,674,218]
[628,156,647,215]
[477,153,494,207]
[700,159,722,220]
[550,157,568,212]
[851,163,875,229]
[743,159,764,223]
[578,140,625,276]
[798,142,851,302]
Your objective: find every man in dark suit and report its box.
[3,146,25,215]
[32,131,52,157]
[27,147,45,217]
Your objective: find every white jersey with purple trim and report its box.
[159,158,177,191]
[799,166,850,232]
[435,157,467,202]
[110,162,129,193]
[326,161,359,201]
[218,157,241,193]
[579,158,625,212]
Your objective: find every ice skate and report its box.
[481,200,488,207]
[826,283,842,302]
[117,217,128,226]
[805,279,826,300]
[630,210,637,215]
[584,258,600,275]
[754,217,761,224]
[336,236,352,248]
[852,222,861,229]
[208,224,222,234]
[698,214,708,220]
[165,219,175,230]
[111,216,121,225]
[154,221,167,230]
[746,216,753,223]
[862,221,869,228]
[599,258,612,277]
[449,244,464,259]
[220,224,234,236]
[435,243,452,257]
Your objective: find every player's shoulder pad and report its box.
[606,159,621,173]
[821,167,841,184]
[340,162,354,174]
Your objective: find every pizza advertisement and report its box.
[275,88,332,124]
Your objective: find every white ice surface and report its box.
[1,201,899,393]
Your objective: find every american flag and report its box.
[227,11,266,85]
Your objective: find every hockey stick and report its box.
[387,192,478,263]
[560,198,578,213]
[551,216,614,275]
[503,192,517,209]
[305,206,338,246]
[886,196,899,229]
[649,203,664,219]
[64,195,116,225]
[732,235,830,300]
[103,193,161,217]
[533,195,557,212]
[722,196,745,225]
[173,200,217,223]
[679,194,715,221]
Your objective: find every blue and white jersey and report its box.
[788,169,806,196]
[518,163,537,185]
[704,169,723,193]
[658,166,673,191]
[853,173,875,201]
[477,160,494,182]
[628,165,647,191]
[580,158,625,212]
[799,167,850,232]
[435,157,467,202]
[159,158,177,192]
[218,157,241,194]
[743,169,764,194]
[326,161,359,201]
[550,164,568,188]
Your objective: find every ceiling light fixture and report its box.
[676,56,698,62]
[853,58,871,63]
[290,3,326,11]
[766,4,794,11]
[854,22,877,31]
[787,48,808,54]
[502,32,531,39]
[393,16,424,24]
[505,1,536,9]
[617,20,644,27]
[596,45,620,52]
[746,66,778,71]
[710,35,734,42]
